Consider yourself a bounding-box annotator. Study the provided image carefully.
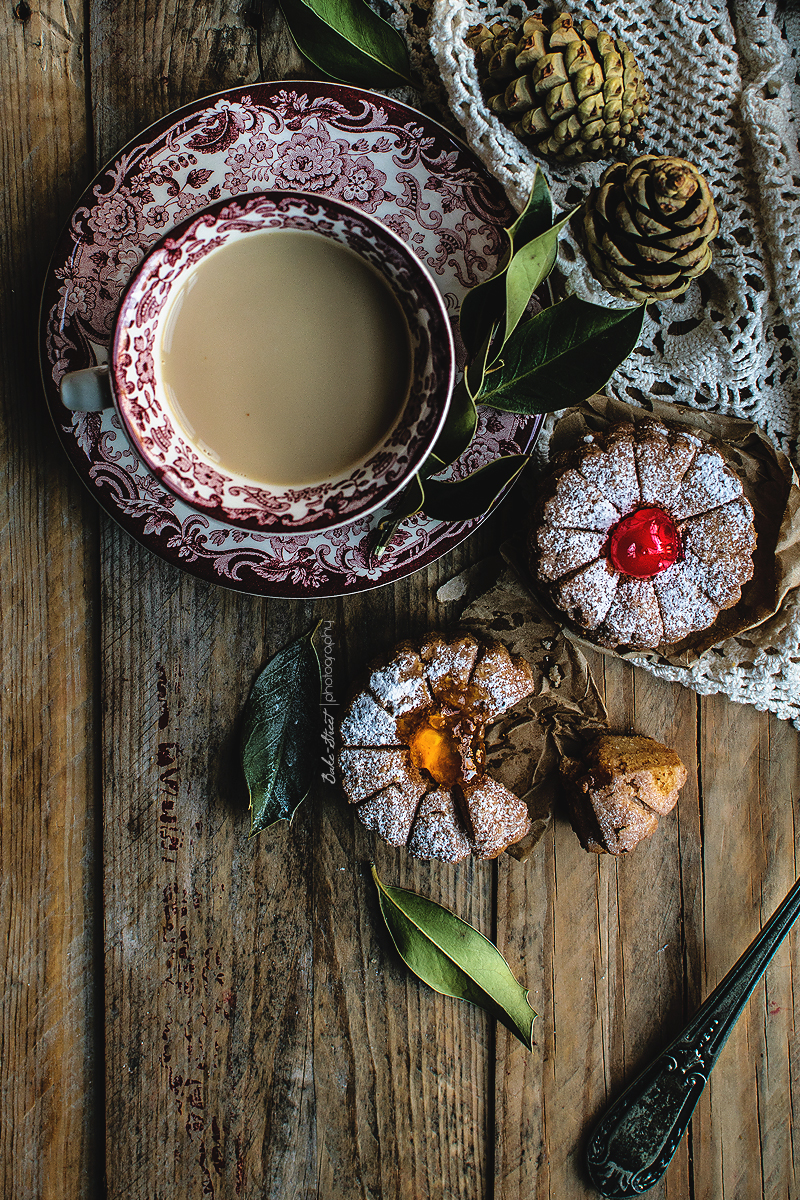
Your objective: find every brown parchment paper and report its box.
[449,559,609,859]
[541,395,800,666]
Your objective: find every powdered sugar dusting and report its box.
[459,777,532,859]
[543,468,620,531]
[555,558,619,629]
[407,786,471,862]
[577,428,641,514]
[535,526,605,582]
[467,641,535,718]
[672,449,743,520]
[680,497,756,560]
[419,631,480,699]
[653,559,719,643]
[534,419,756,651]
[357,784,427,846]
[690,551,752,608]
[340,691,403,747]
[600,576,664,648]
[368,645,431,715]
[337,633,538,862]
[635,426,697,509]
[339,747,422,804]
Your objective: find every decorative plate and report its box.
[40,82,541,597]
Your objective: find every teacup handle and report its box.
[60,364,112,412]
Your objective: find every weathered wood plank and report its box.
[89,0,500,1185]
[100,515,498,1199]
[494,655,698,1198]
[100,531,324,1197]
[0,4,100,1199]
[81,4,800,1197]
[90,0,268,138]
[695,696,800,1200]
[317,541,499,1200]
[88,5,317,1196]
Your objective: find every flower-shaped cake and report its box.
[337,634,535,862]
[530,419,756,650]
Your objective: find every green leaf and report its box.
[372,472,427,559]
[372,865,536,1048]
[242,625,322,835]
[458,268,507,366]
[430,378,478,467]
[459,167,558,361]
[506,164,554,244]
[421,455,529,521]
[477,297,646,415]
[463,329,494,404]
[278,0,413,89]
[501,206,578,350]
[429,339,495,473]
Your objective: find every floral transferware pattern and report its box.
[41,83,541,597]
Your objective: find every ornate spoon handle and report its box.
[586,875,800,1198]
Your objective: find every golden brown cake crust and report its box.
[561,733,687,855]
[530,419,756,651]
[337,633,535,862]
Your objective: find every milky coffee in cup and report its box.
[59,191,455,534]
[157,228,412,488]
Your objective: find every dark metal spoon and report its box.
[586,874,800,1198]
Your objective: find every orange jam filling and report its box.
[401,705,485,787]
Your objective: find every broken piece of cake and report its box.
[337,633,536,862]
[561,733,687,854]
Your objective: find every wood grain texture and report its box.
[693,697,800,1200]
[100,531,321,1197]
[7,1,800,1196]
[99,510,499,1198]
[494,658,698,1199]
[0,3,100,1199]
[90,0,266,146]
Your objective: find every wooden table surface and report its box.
[3,3,799,1198]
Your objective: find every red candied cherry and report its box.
[606,506,681,579]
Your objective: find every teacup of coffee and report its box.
[60,191,455,533]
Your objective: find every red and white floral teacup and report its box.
[60,190,454,534]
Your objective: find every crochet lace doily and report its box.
[384,0,800,726]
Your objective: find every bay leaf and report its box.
[459,167,555,360]
[478,297,646,414]
[279,0,413,90]
[501,206,578,350]
[372,471,427,559]
[372,865,536,1048]
[463,329,494,404]
[421,455,528,521]
[429,377,478,468]
[242,624,322,836]
[506,164,554,245]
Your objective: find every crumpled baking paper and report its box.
[448,559,608,858]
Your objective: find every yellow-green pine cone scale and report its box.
[465,11,648,163]
[582,155,720,302]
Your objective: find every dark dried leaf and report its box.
[242,625,321,835]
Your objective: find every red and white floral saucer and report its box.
[40,82,542,597]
